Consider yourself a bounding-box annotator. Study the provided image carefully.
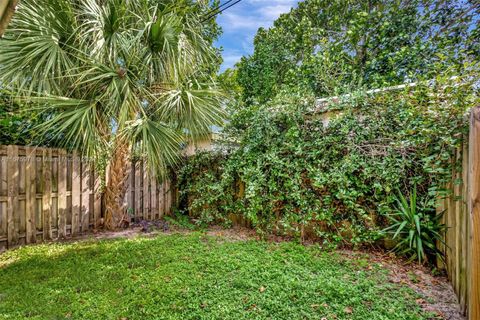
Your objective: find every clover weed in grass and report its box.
[0,233,430,319]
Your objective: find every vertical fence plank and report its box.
[57,150,67,238]
[143,165,149,220]
[25,147,36,244]
[135,161,142,221]
[447,154,456,285]
[436,195,446,268]
[93,170,101,229]
[468,107,480,320]
[158,180,165,218]
[165,179,171,215]
[71,152,81,236]
[25,147,37,243]
[42,148,52,241]
[151,176,157,219]
[460,141,469,313]
[127,162,134,219]
[81,160,90,232]
[454,149,461,297]
[6,145,18,247]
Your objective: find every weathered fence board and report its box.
[121,160,172,221]
[0,146,174,251]
[468,107,480,320]
[437,107,480,320]
[71,152,81,236]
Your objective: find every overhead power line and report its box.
[201,0,244,23]
[202,0,236,19]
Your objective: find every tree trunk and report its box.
[0,0,19,37]
[103,141,131,230]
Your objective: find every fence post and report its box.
[468,106,480,320]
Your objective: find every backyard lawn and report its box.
[0,232,436,320]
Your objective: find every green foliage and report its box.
[177,152,237,226]
[177,76,479,246]
[236,0,479,104]
[0,90,65,146]
[0,0,224,176]
[164,211,199,230]
[0,91,39,145]
[0,233,433,319]
[383,186,445,264]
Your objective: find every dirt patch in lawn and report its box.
[55,222,256,243]
[340,250,464,320]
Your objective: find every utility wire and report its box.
[201,0,243,22]
[202,0,236,20]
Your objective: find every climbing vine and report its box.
[177,76,479,246]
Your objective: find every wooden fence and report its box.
[436,107,480,319]
[0,145,174,251]
[122,161,174,223]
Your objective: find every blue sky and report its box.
[214,0,298,71]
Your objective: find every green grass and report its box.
[0,233,431,320]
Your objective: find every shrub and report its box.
[177,76,478,247]
[383,186,445,264]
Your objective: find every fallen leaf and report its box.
[259,286,265,293]
[344,306,353,314]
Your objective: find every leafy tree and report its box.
[0,0,225,229]
[236,0,480,104]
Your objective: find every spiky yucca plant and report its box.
[383,186,446,264]
[0,0,225,229]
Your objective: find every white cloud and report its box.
[215,0,298,70]
[217,0,297,31]
[260,5,293,20]
[221,53,243,70]
[218,12,270,31]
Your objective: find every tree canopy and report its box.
[236,0,479,104]
[0,0,226,228]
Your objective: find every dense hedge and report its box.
[177,78,478,246]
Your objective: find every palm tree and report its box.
[0,0,225,229]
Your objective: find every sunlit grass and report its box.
[0,233,430,319]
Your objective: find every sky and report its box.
[214,0,298,71]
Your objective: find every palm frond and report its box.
[154,81,225,140]
[29,96,107,158]
[120,117,182,177]
[0,0,78,93]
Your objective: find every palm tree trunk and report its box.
[0,0,19,37]
[103,141,131,230]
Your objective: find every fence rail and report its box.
[0,146,174,251]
